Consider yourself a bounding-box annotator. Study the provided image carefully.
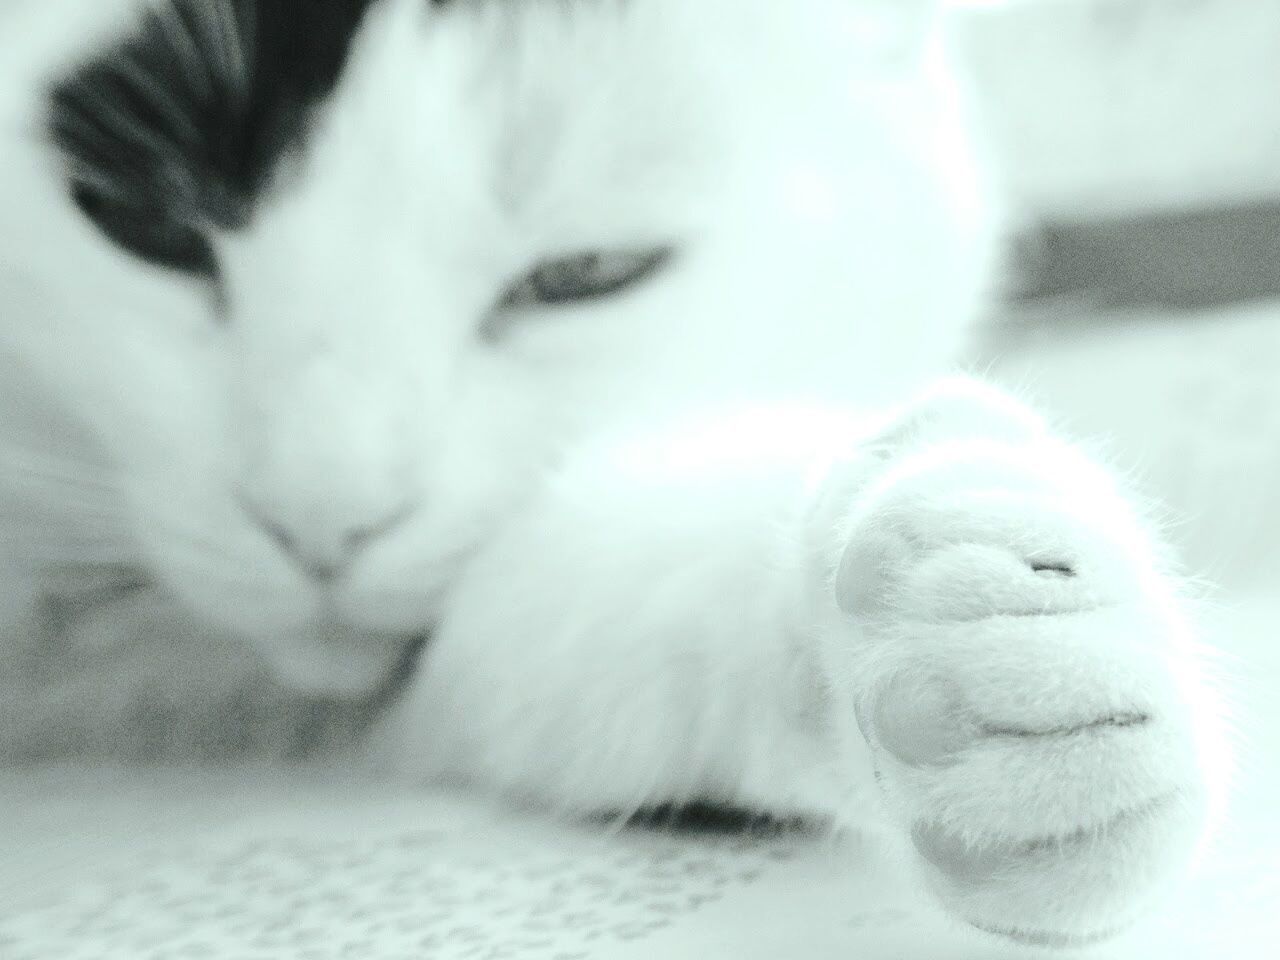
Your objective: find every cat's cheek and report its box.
[136,531,323,643]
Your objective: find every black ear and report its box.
[46,0,380,269]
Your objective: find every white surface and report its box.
[953,0,1280,216]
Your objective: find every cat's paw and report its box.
[824,418,1218,945]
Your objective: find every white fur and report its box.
[0,0,1223,945]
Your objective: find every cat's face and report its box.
[0,0,995,694]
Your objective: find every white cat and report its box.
[0,0,1225,946]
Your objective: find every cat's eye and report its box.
[503,247,674,309]
[71,182,220,280]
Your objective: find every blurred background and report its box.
[964,0,1280,221]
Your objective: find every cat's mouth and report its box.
[263,618,429,700]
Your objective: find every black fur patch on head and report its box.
[47,0,387,276]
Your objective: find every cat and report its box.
[0,0,1226,947]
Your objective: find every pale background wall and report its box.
[954,0,1280,218]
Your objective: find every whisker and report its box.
[102,49,205,148]
[209,0,253,106]
[53,80,197,195]
[53,98,209,218]
[52,81,177,162]
[59,165,138,207]
[160,519,250,566]
[0,458,116,494]
[150,1,215,102]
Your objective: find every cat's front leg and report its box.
[815,379,1223,944]
[375,380,1221,944]
[372,404,887,815]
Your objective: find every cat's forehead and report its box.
[45,0,741,227]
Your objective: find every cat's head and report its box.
[0,0,997,695]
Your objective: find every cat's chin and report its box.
[260,621,422,698]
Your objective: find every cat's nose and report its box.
[237,493,415,584]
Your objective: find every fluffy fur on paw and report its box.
[818,396,1222,943]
